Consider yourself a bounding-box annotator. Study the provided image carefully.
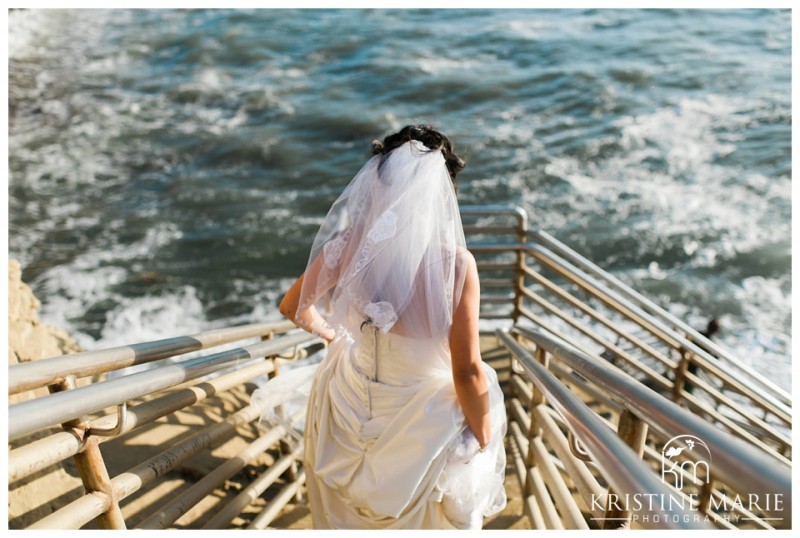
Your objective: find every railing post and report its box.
[524,345,560,528]
[528,347,548,434]
[698,478,714,516]
[524,347,549,481]
[531,347,548,407]
[512,221,527,324]
[522,346,548,503]
[602,409,648,529]
[48,375,126,529]
[672,348,691,402]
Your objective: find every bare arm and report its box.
[449,251,491,449]
[279,253,336,342]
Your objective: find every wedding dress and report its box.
[253,139,507,529]
[303,324,506,529]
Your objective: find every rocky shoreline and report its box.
[8,259,88,527]
[8,259,81,368]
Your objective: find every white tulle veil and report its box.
[251,139,508,524]
[296,139,468,342]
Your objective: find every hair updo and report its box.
[371,124,466,184]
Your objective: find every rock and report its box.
[8,258,82,366]
[8,259,88,529]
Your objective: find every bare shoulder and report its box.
[455,247,478,282]
[455,246,476,267]
[453,248,479,314]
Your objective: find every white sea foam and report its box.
[100,278,291,379]
[38,266,129,349]
[9,10,107,62]
[35,222,186,349]
[506,19,549,41]
[96,286,207,350]
[521,93,790,389]
[224,282,291,328]
[615,95,743,180]
[416,55,490,75]
[763,11,791,51]
[533,95,789,255]
[666,280,791,393]
[736,275,791,339]
[506,10,630,41]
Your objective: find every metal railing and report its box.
[8,321,297,395]
[526,233,791,432]
[504,325,791,529]
[497,328,712,530]
[469,234,792,462]
[8,321,321,529]
[529,229,791,412]
[459,205,792,530]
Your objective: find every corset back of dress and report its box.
[352,326,451,387]
[351,325,450,387]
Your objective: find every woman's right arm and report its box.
[449,251,491,449]
[279,252,336,343]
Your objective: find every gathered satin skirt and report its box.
[302,327,507,529]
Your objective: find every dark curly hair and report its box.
[371,124,466,184]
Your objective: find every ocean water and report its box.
[7,9,791,389]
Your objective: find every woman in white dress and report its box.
[275,125,506,529]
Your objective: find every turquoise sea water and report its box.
[7,9,791,388]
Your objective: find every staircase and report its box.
[7,206,791,530]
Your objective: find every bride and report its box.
[272,125,506,529]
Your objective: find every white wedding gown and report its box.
[302,325,507,529]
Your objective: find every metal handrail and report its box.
[469,240,791,425]
[8,320,296,394]
[512,325,791,526]
[528,229,791,409]
[460,204,529,231]
[497,329,711,530]
[9,359,276,482]
[8,331,316,441]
